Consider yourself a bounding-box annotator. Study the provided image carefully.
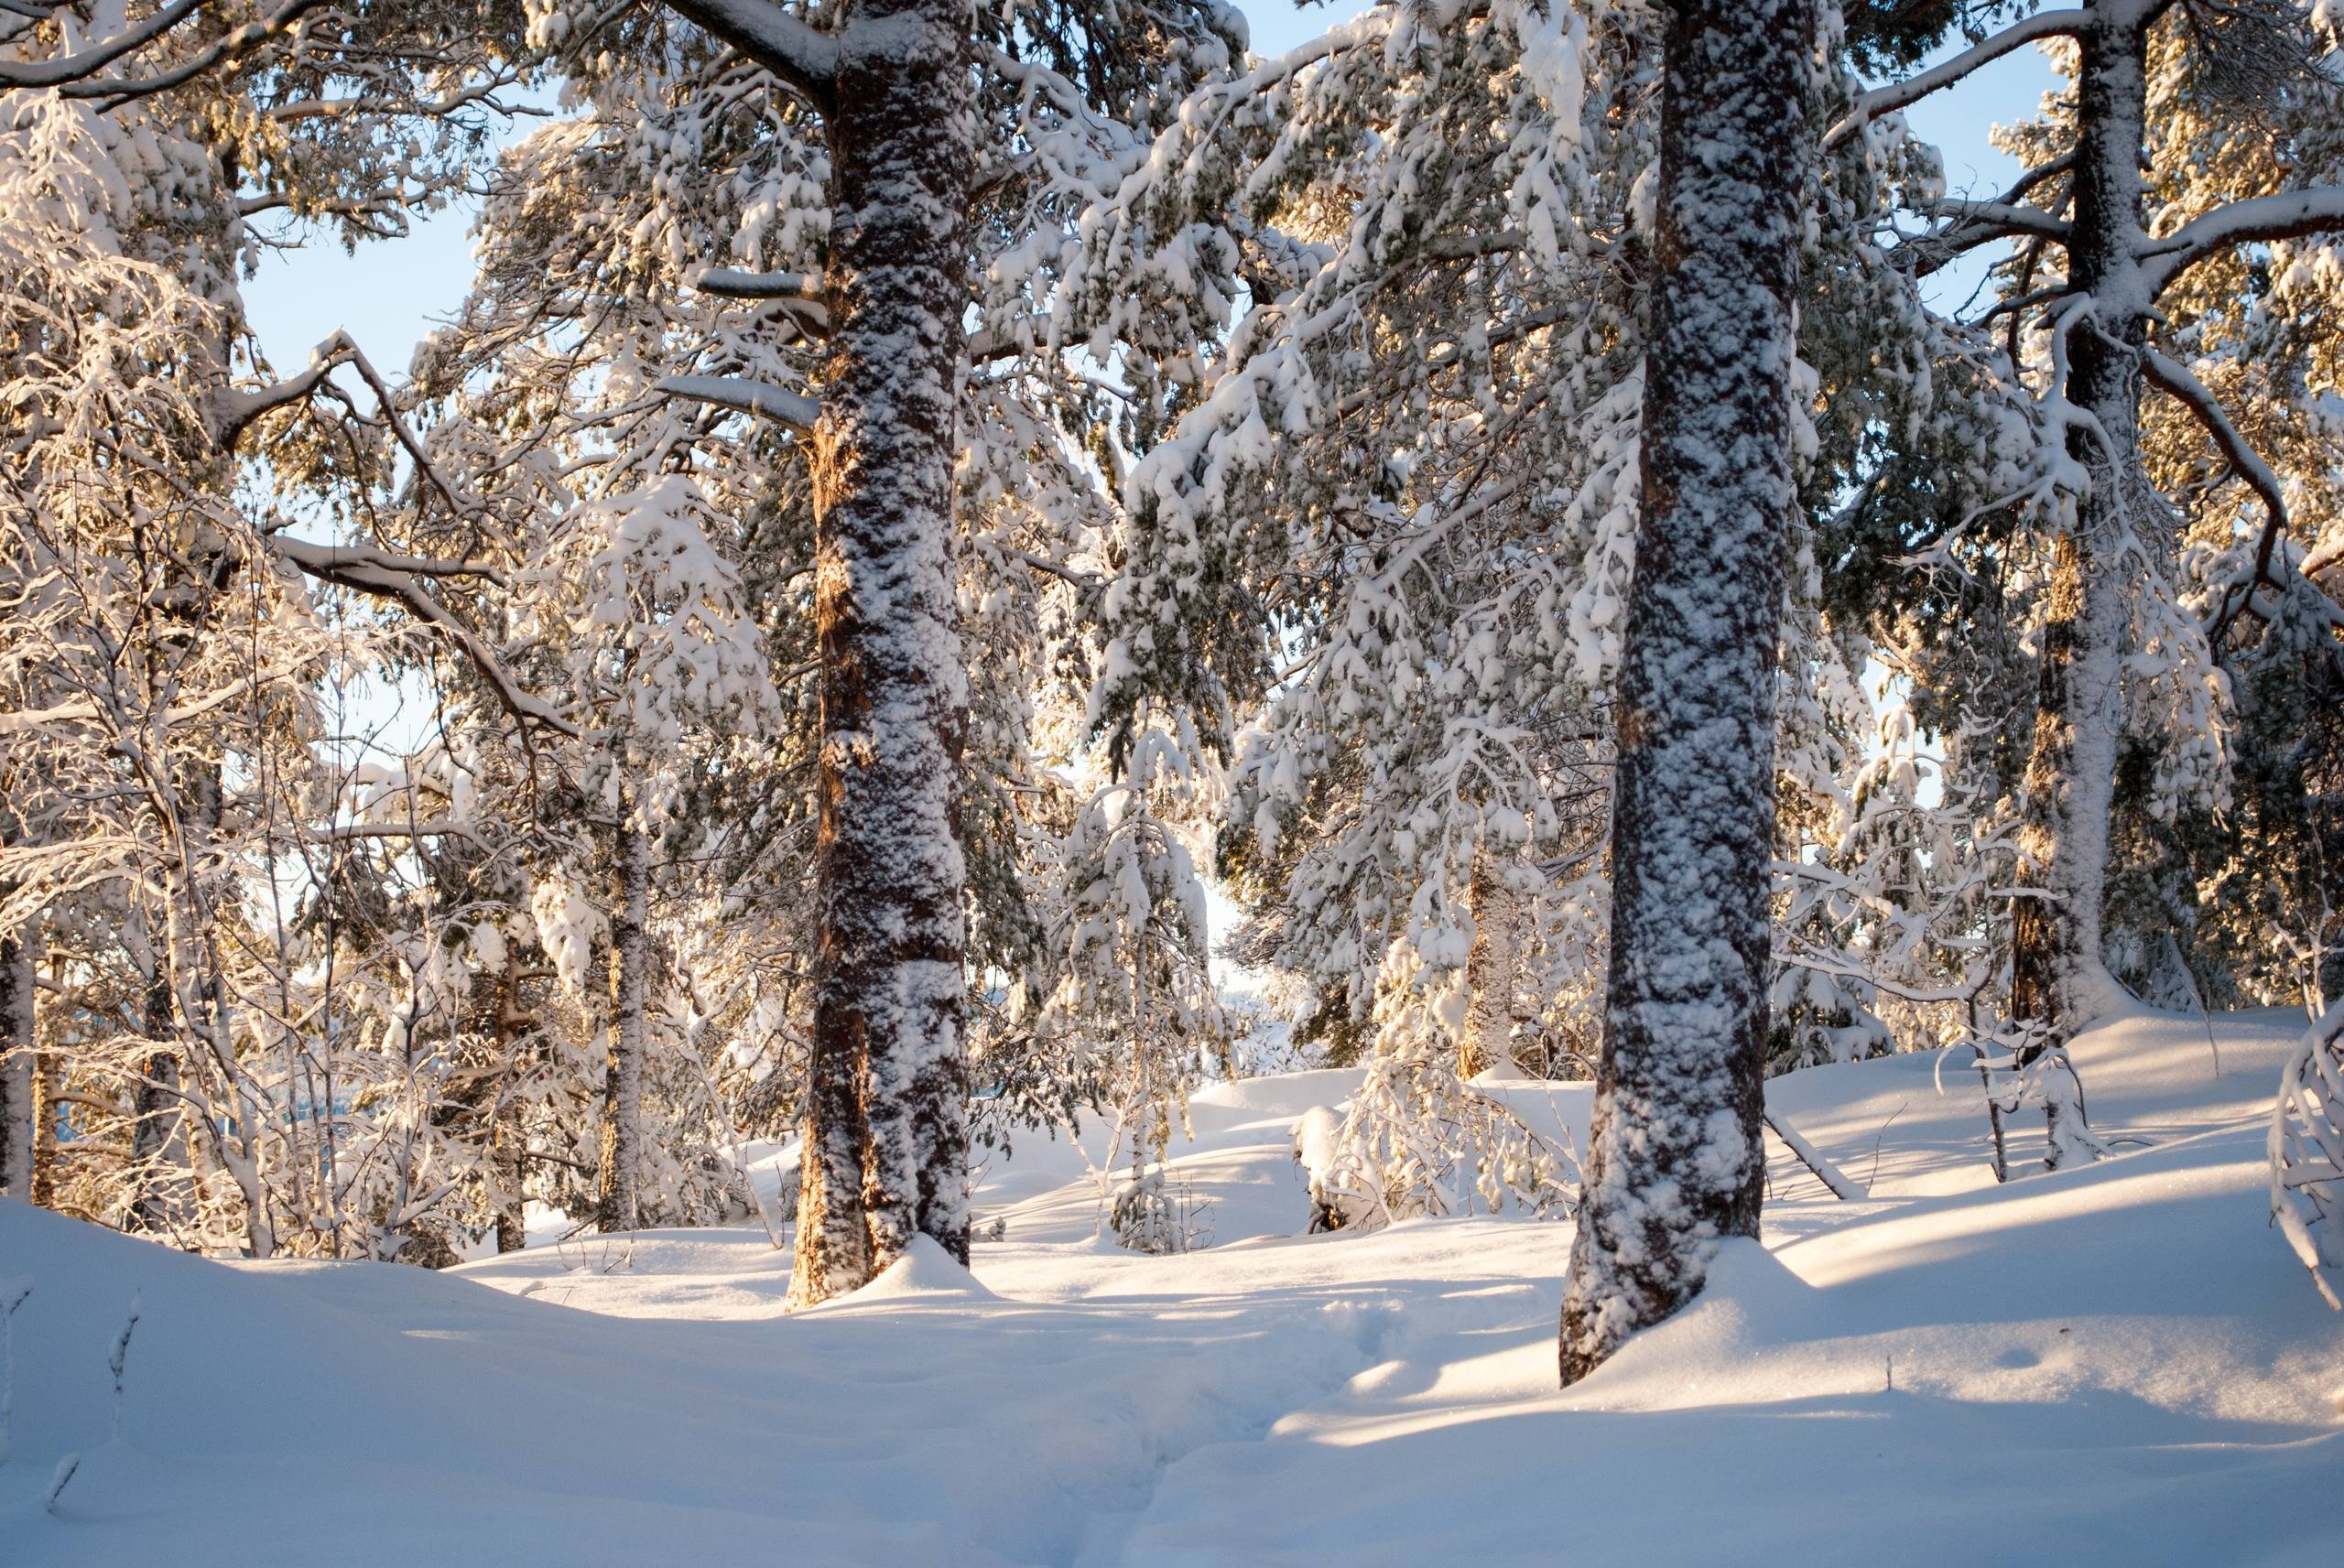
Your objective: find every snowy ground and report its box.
[5,1007,2339,1566]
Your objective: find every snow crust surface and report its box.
[3,1008,2339,1565]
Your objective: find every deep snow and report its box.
[2,1008,2339,1566]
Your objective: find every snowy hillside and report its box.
[5,1008,2339,1567]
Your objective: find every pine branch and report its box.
[204,332,357,448]
[0,0,207,88]
[1824,7,2090,151]
[266,537,577,738]
[2143,185,2344,297]
[2139,345,2287,645]
[1909,199,2073,276]
[693,267,823,302]
[663,0,841,104]
[54,0,336,108]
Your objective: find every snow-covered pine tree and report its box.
[1828,0,2344,1161]
[626,0,982,1290]
[1052,0,1649,1220]
[2121,5,2344,1016]
[465,0,1252,1293]
[1029,719,1226,1250]
[1557,0,1817,1385]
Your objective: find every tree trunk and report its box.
[788,0,974,1307]
[494,1102,527,1254]
[2009,7,2147,1166]
[597,811,650,1234]
[1461,850,1520,1079]
[129,956,190,1236]
[492,954,528,1255]
[0,927,34,1199]
[1559,0,1812,1386]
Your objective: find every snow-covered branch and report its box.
[35,0,333,106]
[693,267,822,302]
[203,332,355,448]
[653,374,819,435]
[267,536,575,737]
[1920,199,2072,247]
[2271,1001,2344,1310]
[1764,1109,1862,1200]
[1824,7,2089,151]
[0,0,205,88]
[2143,186,2344,297]
[662,0,841,102]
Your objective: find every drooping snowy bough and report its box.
[2271,1001,2344,1309]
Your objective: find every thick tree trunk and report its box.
[597,811,650,1234]
[2009,8,2146,1165]
[788,0,974,1308]
[0,927,35,1199]
[1558,0,1812,1386]
[1461,851,1520,1079]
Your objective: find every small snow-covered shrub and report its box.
[1302,942,1579,1231]
[1108,1159,1208,1255]
[2271,1003,2344,1310]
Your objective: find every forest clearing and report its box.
[5,1,2342,1561]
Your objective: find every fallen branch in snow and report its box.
[0,1276,27,1465]
[111,1292,142,1442]
[44,1452,79,1516]
[1764,1109,1862,1201]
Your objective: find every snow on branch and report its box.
[1764,1108,1863,1200]
[1907,198,2074,275]
[693,267,823,302]
[204,332,357,448]
[662,0,841,102]
[1920,199,2072,247]
[2143,186,2344,297]
[267,535,577,738]
[6,0,337,106]
[1824,7,2089,151]
[653,373,819,435]
[0,0,207,89]
[690,268,830,341]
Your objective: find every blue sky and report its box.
[239,5,2063,379]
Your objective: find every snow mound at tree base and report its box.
[4,1007,2339,1566]
[842,1234,1000,1303]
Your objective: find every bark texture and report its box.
[597,812,651,1233]
[788,0,975,1307]
[1558,0,1812,1386]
